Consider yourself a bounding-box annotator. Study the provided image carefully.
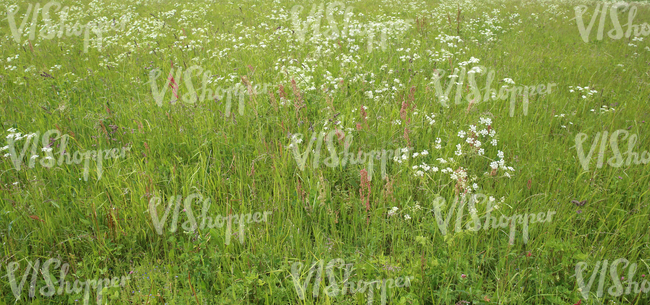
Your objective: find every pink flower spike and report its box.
[461,274,466,279]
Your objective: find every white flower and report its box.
[404,214,411,220]
[30,155,39,160]
[478,148,485,155]
[415,170,424,177]
[490,161,498,169]
[480,117,492,125]
[291,134,303,144]
[12,182,18,186]
[3,153,10,157]
[455,144,462,156]
[504,172,511,178]
[421,150,428,156]
[458,131,466,138]
[503,78,515,85]
[491,139,497,146]
[412,165,419,170]
[42,147,52,153]
[497,150,504,159]
[401,148,409,153]
[469,125,477,133]
[412,152,419,158]
[7,128,16,133]
[435,144,442,149]
[0,145,8,151]
[474,140,481,147]
[472,183,479,190]
[437,158,447,163]
[431,167,439,172]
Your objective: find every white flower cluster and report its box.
[286,133,304,149]
[424,113,436,125]
[590,105,615,114]
[392,147,413,163]
[569,85,598,99]
[3,128,39,159]
[553,113,575,129]
[458,57,480,67]
[408,117,516,192]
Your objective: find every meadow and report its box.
[1,0,650,304]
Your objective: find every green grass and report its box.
[1,0,650,304]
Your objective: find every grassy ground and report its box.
[1,0,650,304]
